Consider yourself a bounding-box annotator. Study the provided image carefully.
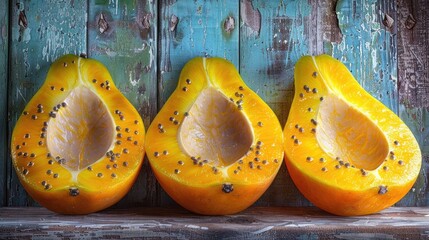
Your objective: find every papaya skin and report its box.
[11,54,145,214]
[146,57,284,215]
[284,55,421,216]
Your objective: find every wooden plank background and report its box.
[2,0,428,208]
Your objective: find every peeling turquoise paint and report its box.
[159,0,239,105]
[329,0,398,113]
[240,0,312,125]
[8,0,87,206]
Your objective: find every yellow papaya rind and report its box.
[284,55,421,216]
[146,57,284,215]
[11,54,145,214]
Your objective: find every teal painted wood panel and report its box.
[159,0,239,106]
[158,0,240,206]
[0,0,9,206]
[329,0,398,112]
[397,0,429,206]
[87,0,159,208]
[239,0,313,206]
[8,0,87,206]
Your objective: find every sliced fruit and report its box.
[146,57,284,215]
[11,54,145,214]
[284,54,421,216]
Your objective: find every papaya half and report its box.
[146,57,284,215]
[11,54,145,214]
[284,54,421,216]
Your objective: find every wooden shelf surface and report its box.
[1,207,428,239]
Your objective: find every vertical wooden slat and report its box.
[158,0,239,206]
[329,0,398,112]
[8,0,87,206]
[397,0,429,206]
[239,0,313,206]
[87,0,158,207]
[0,0,9,206]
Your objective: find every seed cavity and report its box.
[174,169,180,174]
[222,183,234,193]
[306,157,313,162]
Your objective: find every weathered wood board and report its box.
[1,207,429,239]
[157,0,239,206]
[397,0,429,207]
[2,0,429,211]
[87,0,159,208]
[7,0,87,206]
[0,0,9,207]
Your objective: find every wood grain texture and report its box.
[7,0,87,206]
[158,0,239,106]
[1,207,428,239]
[239,0,312,207]
[157,0,239,206]
[0,0,9,206]
[87,0,158,208]
[329,0,398,112]
[397,0,429,207]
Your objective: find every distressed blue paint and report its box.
[240,0,312,126]
[159,0,239,105]
[8,0,87,206]
[0,0,9,206]
[329,0,398,113]
[88,0,157,127]
[88,0,159,208]
[240,0,313,207]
